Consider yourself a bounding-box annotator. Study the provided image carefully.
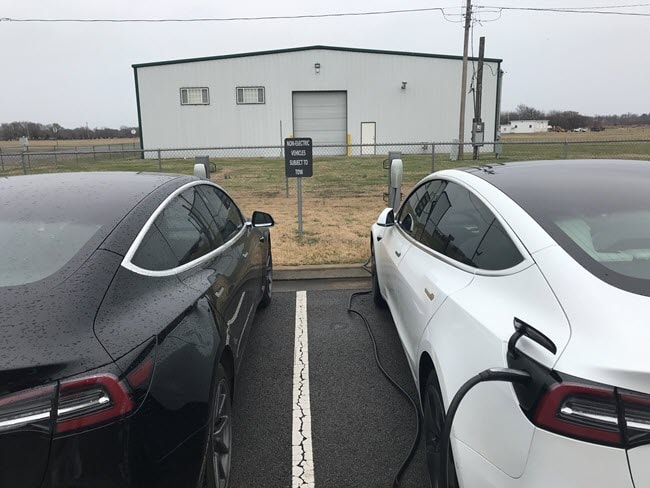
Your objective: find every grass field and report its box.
[2,128,650,265]
[501,126,650,141]
[0,138,139,150]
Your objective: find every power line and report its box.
[478,5,650,16]
[2,3,649,23]
[0,7,459,23]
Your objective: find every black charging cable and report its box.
[347,290,422,488]
[438,368,531,487]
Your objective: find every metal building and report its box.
[133,46,503,155]
[500,120,550,134]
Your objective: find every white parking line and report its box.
[292,291,315,488]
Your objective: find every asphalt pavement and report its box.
[230,288,430,488]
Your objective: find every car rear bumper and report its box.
[41,418,208,488]
[454,427,634,487]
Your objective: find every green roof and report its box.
[132,45,502,69]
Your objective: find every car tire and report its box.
[423,372,459,488]
[258,250,272,309]
[371,242,387,308]
[202,363,233,488]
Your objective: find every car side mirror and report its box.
[376,208,395,227]
[252,211,274,228]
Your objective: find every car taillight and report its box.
[620,391,650,448]
[0,341,156,436]
[509,350,650,449]
[0,384,56,433]
[55,343,156,434]
[56,374,134,433]
[533,383,622,446]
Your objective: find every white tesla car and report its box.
[371,160,650,487]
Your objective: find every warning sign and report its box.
[284,138,313,178]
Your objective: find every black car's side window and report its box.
[418,182,523,270]
[198,186,244,243]
[131,223,178,271]
[398,180,446,238]
[153,188,217,267]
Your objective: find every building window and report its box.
[236,87,265,105]
[180,87,209,105]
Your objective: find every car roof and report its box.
[462,159,650,193]
[0,172,186,226]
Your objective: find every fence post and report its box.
[431,144,436,173]
[54,145,58,166]
[109,144,113,160]
[157,150,162,171]
[75,147,79,164]
[563,141,569,159]
[26,146,31,168]
[0,148,4,173]
[21,151,27,175]
[93,145,96,162]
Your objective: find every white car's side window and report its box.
[402,180,523,271]
[397,180,446,238]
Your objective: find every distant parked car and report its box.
[573,127,588,132]
[0,172,274,488]
[371,160,650,487]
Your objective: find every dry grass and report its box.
[235,193,386,265]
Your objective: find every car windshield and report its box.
[0,221,102,287]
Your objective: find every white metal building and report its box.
[500,120,550,134]
[133,46,503,155]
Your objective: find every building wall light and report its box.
[314,63,321,74]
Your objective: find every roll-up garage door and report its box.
[292,91,347,156]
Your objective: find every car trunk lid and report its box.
[0,250,120,488]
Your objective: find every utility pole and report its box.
[457,0,472,160]
[473,36,485,160]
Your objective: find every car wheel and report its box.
[258,251,272,309]
[371,243,387,308]
[423,372,459,488]
[203,364,233,488]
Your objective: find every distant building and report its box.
[133,45,503,156]
[500,120,549,134]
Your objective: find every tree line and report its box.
[500,105,650,131]
[0,122,139,141]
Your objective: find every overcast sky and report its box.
[1,0,649,127]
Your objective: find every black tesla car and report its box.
[0,172,274,488]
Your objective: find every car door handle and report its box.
[424,288,435,301]
[259,235,265,242]
[395,250,401,257]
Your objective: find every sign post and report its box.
[284,137,313,236]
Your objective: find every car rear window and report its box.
[0,221,102,287]
[483,164,650,296]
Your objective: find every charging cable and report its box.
[347,290,422,488]
[438,368,531,487]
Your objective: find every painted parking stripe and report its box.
[292,291,315,487]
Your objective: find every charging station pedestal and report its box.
[384,151,403,212]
